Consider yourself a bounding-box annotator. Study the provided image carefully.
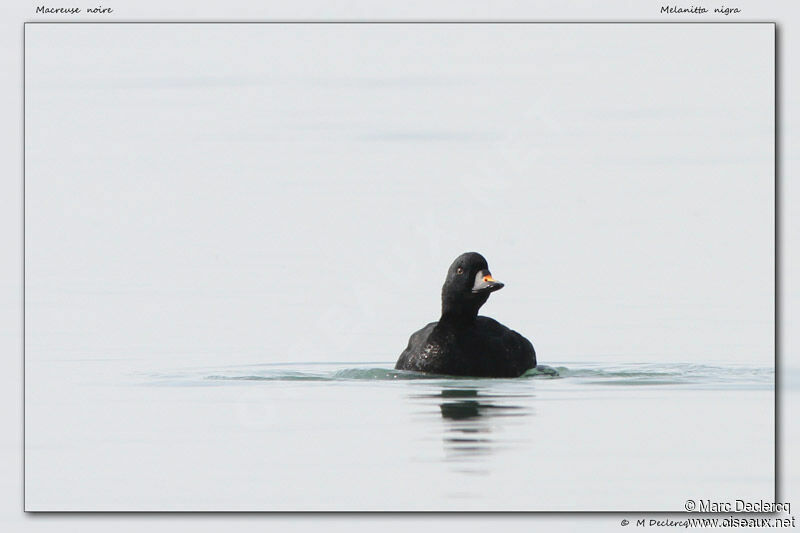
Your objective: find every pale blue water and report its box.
[31,360,763,510]
[26,358,775,511]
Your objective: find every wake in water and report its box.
[139,362,773,389]
[203,365,559,382]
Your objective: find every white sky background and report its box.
[25,23,774,367]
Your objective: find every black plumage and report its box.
[395,252,536,377]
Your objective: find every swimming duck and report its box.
[395,252,536,377]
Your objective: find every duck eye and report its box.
[456,267,464,275]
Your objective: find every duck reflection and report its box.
[412,387,533,471]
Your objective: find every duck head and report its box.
[440,252,504,323]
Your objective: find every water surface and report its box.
[26,359,774,510]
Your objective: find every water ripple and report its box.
[138,362,773,389]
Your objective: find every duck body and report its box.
[395,316,536,377]
[394,252,537,378]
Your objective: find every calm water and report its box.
[25,359,774,511]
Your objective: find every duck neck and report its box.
[440,296,486,326]
[440,309,477,326]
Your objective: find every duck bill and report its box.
[471,270,504,294]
